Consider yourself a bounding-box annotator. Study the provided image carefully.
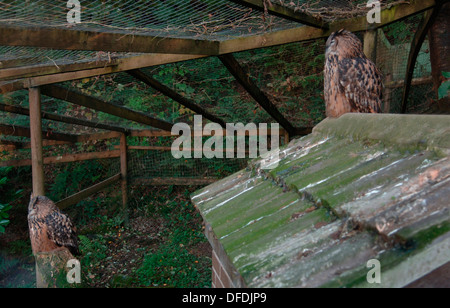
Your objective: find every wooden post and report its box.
[29,87,45,196]
[284,131,290,145]
[120,133,128,223]
[363,30,377,62]
[29,86,46,288]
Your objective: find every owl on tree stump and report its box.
[28,195,79,256]
[324,29,383,118]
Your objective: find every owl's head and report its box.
[325,29,364,59]
[28,194,57,219]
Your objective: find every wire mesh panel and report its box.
[377,13,435,114]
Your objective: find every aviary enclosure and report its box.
[0,0,448,288]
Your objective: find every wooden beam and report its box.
[401,5,443,113]
[0,26,219,55]
[363,30,377,62]
[29,87,45,196]
[0,123,78,143]
[127,69,227,127]
[218,54,296,136]
[0,58,120,81]
[0,150,120,168]
[228,0,328,29]
[131,177,218,186]
[0,103,130,134]
[0,54,207,93]
[0,1,436,95]
[40,84,173,132]
[56,173,121,210]
[219,0,438,53]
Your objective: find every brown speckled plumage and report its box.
[28,195,79,256]
[324,29,383,118]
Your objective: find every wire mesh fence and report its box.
[0,0,444,212]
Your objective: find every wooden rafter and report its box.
[56,173,121,210]
[401,3,444,113]
[0,1,437,93]
[40,85,173,132]
[0,123,78,143]
[229,0,328,29]
[0,103,130,134]
[127,69,227,127]
[218,53,296,136]
[0,25,220,55]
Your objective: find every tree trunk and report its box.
[428,3,450,111]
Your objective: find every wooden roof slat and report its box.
[0,102,130,134]
[127,69,227,128]
[218,53,296,136]
[0,123,78,143]
[40,84,173,132]
[229,0,328,29]
[0,26,220,55]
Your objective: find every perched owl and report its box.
[324,29,383,118]
[28,195,79,256]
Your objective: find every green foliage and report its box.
[438,72,450,100]
[48,160,104,201]
[0,167,23,233]
[137,240,210,288]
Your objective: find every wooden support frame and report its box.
[127,69,227,128]
[131,177,219,186]
[0,1,437,93]
[29,87,45,196]
[0,150,120,168]
[228,0,328,29]
[0,123,78,143]
[0,1,437,95]
[401,3,443,113]
[0,103,130,134]
[218,54,296,136]
[0,26,220,55]
[56,173,121,210]
[40,84,173,132]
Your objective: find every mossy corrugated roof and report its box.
[191,113,450,287]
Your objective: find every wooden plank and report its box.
[56,173,121,210]
[0,26,220,55]
[127,69,227,127]
[385,76,433,89]
[129,127,287,137]
[228,0,328,29]
[124,145,250,155]
[0,54,207,92]
[401,5,442,113]
[363,30,377,61]
[0,103,130,134]
[0,150,121,168]
[0,58,119,81]
[0,123,78,143]
[40,84,173,132]
[131,177,218,186]
[218,54,296,136]
[29,87,45,196]
[219,0,438,53]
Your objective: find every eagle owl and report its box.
[324,29,383,118]
[28,195,79,256]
